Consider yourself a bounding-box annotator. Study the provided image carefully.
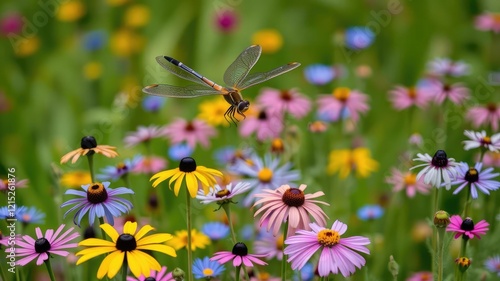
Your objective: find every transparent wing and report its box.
[223,45,262,88]
[142,84,221,98]
[155,56,206,86]
[237,62,301,90]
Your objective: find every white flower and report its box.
[463,130,500,152]
[410,150,460,190]
[196,182,251,205]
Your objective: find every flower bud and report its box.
[172,267,185,281]
[388,255,399,278]
[455,257,471,273]
[434,210,450,228]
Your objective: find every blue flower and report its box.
[96,155,142,181]
[201,221,230,241]
[240,224,255,241]
[345,27,375,50]
[168,143,193,161]
[485,255,500,276]
[83,30,107,51]
[293,262,315,281]
[303,64,335,85]
[357,204,384,221]
[16,206,46,224]
[192,256,225,279]
[142,95,166,112]
[213,146,236,166]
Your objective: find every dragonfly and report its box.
[142,45,300,124]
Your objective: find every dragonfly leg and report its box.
[224,105,238,126]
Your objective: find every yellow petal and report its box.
[79,238,116,247]
[134,251,162,272]
[76,247,117,264]
[123,221,138,235]
[107,250,126,279]
[97,251,122,279]
[173,173,185,196]
[192,171,209,187]
[137,233,172,246]
[100,224,119,242]
[126,251,142,278]
[134,225,155,241]
[168,170,183,188]
[150,169,178,187]
[198,166,223,177]
[185,172,198,198]
[137,244,177,257]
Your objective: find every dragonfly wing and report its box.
[223,45,262,88]
[237,62,301,90]
[142,84,221,98]
[155,56,206,86]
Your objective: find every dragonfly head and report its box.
[237,100,250,114]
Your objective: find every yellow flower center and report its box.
[276,235,284,251]
[202,268,214,276]
[257,272,271,280]
[333,87,351,102]
[258,168,273,183]
[407,87,417,99]
[483,136,491,144]
[245,159,254,166]
[404,173,417,186]
[215,188,231,198]
[22,214,31,221]
[271,138,284,153]
[317,229,340,247]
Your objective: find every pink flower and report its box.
[0,13,23,36]
[253,184,329,236]
[127,266,174,281]
[317,87,369,123]
[132,156,167,174]
[424,80,470,105]
[123,125,164,147]
[406,272,433,281]
[214,9,237,32]
[0,178,28,192]
[386,168,431,198]
[162,118,217,148]
[256,88,311,119]
[211,242,267,267]
[388,86,432,110]
[239,108,283,141]
[446,215,489,240]
[466,103,500,131]
[482,151,500,168]
[427,58,469,77]
[254,231,284,261]
[475,13,500,33]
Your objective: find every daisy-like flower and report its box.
[162,118,217,149]
[127,266,174,281]
[303,64,335,85]
[167,229,210,251]
[284,221,371,277]
[193,256,226,279]
[60,171,91,189]
[427,58,469,77]
[317,87,369,124]
[230,154,300,206]
[388,86,432,110]
[475,12,500,33]
[483,151,500,168]
[16,206,46,225]
[60,136,118,164]
[253,184,329,236]
[406,272,434,281]
[151,157,222,198]
[0,178,28,192]
[466,103,500,131]
[484,255,500,276]
[256,88,312,119]
[327,147,379,179]
[142,96,166,112]
[124,125,164,148]
[446,215,489,240]
[356,205,384,221]
[197,97,232,127]
[202,222,230,241]
[386,168,431,198]
[168,143,193,161]
[344,26,375,50]
[9,224,79,266]
[424,81,470,105]
[133,155,167,174]
[97,155,142,181]
[76,221,177,279]
[196,182,251,206]
[463,130,500,152]
[254,231,284,261]
[61,181,134,226]
[239,107,283,141]
[411,150,459,189]
[449,162,500,198]
[211,242,267,267]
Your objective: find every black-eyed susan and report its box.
[60,136,118,164]
[60,171,91,188]
[167,229,210,251]
[76,221,177,279]
[150,157,222,198]
[327,147,379,179]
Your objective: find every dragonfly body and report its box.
[143,45,300,123]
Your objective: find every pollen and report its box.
[215,188,231,198]
[275,235,284,251]
[258,168,273,183]
[317,229,340,247]
[202,268,214,277]
[86,182,109,204]
[404,173,417,186]
[482,136,491,145]
[333,87,351,102]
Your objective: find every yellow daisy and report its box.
[60,171,92,188]
[251,29,283,54]
[197,98,231,127]
[150,157,222,198]
[60,136,118,164]
[76,221,176,279]
[167,229,210,251]
[327,147,379,179]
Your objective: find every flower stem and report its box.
[186,191,193,281]
[45,259,56,281]
[98,217,107,239]
[121,260,128,281]
[222,204,237,244]
[436,227,446,281]
[235,265,241,281]
[281,221,289,281]
[462,187,471,218]
[0,261,8,281]
[87,154,95,182]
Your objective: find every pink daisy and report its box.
[254,231,284,261]
[424,80,470,105]
[123,125,164,147]
[132,155,167,174]
[256,88,312,119]
[406,271,433,281]
[386,168,431,198]
[239,108,283,141]
[127,266,174,281]
[0,178,28,192]
[482,151,500,168]
[317,87,369,123]
[211,242,267,267]
[284,221,371,277]
[446,215,489,240]
[475,12,500,33]
[162,118,217,148]
[466,103,500,131]
[427,58,469,77]
[253,184,329,236]
[388,86,432,110]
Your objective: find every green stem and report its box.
[0,261,8,281]
[431,188,439,276]
[98,217,106,240]
[281,221,289,281]
[87,154,95,183]
[235,266,241,281]
[45,259,56,281]
[186,191,193,281]
[436,227,446,281]
[222,204,237,244]
[121,260,128,281]
[463,187,471,218]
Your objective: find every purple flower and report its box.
[123,125,164,148]
[211,242,267,267]
[446,215,489,240]
[303,64,335,85]
[344,27,375,50]
[448,162,500,199]
[467,103,500,131]
[97,155,142,181]
[484,255,500,276]
[357,204,384,221]
[317,87,369,124]
[427,58,469,77]
[168,143,193,161]
[463,130,500,152]
[142,95,166,112]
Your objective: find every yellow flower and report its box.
[57,1,86,22]
[151,157,222,198]
[167,229,210,251]
[15,36,40,57]
[124,5,150,27]
[60,171,92,188]
[60,136,118,164]
[110,29,144,57]
[197,98,231,127]
[76,221,176,279]
[327,147,379,178]
[252,29,283,54]
[83,61,102,80]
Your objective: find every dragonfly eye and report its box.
[237,100,250,113]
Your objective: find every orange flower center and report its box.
[333,87,351,102]
[280,90,292,101]
[86,182,108,203]
[202,268,214,276]
[317,229,340,247]
[407,87,417,99]
[404,173,417,186]
[276,235,284,251]
[258,168,273,183]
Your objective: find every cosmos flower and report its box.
[257,88,312,119]
[0,178,28,192]
[133,156,167,174]
[386,168,431,198]
[463,130,500,152]
[303,64,335,85]
[214,9,238,32]
[126,266,174,281]
[251,29,283,54]
[97,155,142,181]
[446,215,489,240]
[167,229,210,251]
[254,231,284,261]
[192,256,226,279]
[61,181,134,226]
[406,272,434,281]
[202,222,230,241]
[356,205,384,221]
[196,182,252,205]
[76,221,177,279]
[9,224,79,266]
[427,58,469,77]
[424,81,470,105]
[253,184,329,236]
[123,125,164,148]
[60,136,118,164]
[448,162,500,199]
[467,103,500,131]
[475,12,500,33]
[211,242,267,267]
[484,255,500,276]
[327,147,379,179]
[168,143,193,161]
[344,26,375,50]
[162,118,217,149]
[239,107,283,142]
[388,86,432,110]
[197,97,232,127]
[410,150,459,189]
[284,221,371,277]
[317,87,370,124]
[150,157,222,198]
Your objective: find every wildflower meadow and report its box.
[2,1,500,280]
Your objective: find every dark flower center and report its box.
[407,87,417,99]
[487,103,497,112]
[216,189,230,198]
[144,278,156,281]
[84,226,96,239]
[81,136,97,149]
[179,157,197,172]
[148,194,158,209]
[481,136,491,145]
[117,163,128,173]
[116,234,137,251]
[280,90,292,101]
[185,121,195,132]
[443,84,451,92]
[431,150,448,167]
[231,242,248,256]
[258,110,267,120]
[86,183,108,204]
[282,188,305,207]
[34,238,51,253]
[464,168,479,183]
[460,218,474,231]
